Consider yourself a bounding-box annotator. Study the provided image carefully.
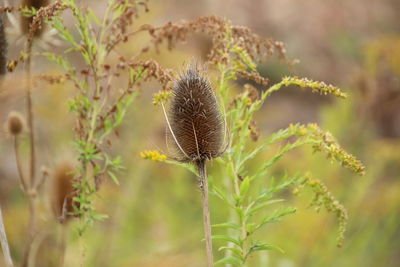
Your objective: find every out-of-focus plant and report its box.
[143,16,365,266]
[358,36,400,138]
[1,1,65,266]
[40,0,175,236]
[1,0,172,266]
[0,1,368,266]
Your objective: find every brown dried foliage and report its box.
[147,16,288,65]
[26,1,67,44]
[244,83,260,103]
[33,74,65,85]
[117,59,175,89]
[237,70,269,87]
[21,0,51,37]
[248,120,260,142]
[105,1,150,52]
[0,6,22,13]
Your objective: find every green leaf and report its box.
[107,171,119,185]
[237,144,265,171]
[248,243,284,254]
[218,246,243,260]
[245,223,256,234]
[255,207,297,232]
[211,186,234,208]
[239,176,251,196]
[164,160,197,175]
[87,8,101,25]
[92,213,109,221]
[245,199,285,219]
[212,235,242,246]
[212,222,241,231]
[214,256,242,266]
[254,190,273,203]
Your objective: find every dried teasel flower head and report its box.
[166,63,226,164]
[51,162,76,223]
[0,14,7,77]
[5,111,25,135]
[20,0,50,37]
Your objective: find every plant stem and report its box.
[21,34,38,267]
[13,137,28,192]
[0,205,13,267]
[25,47,35,188]
[197,160,214,267]
[228,159,248,265]
[58,225,67,267]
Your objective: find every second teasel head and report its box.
[166,64,226,163]
[5,111,25,136]
[51,162,76,223]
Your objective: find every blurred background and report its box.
[0,0,399,266]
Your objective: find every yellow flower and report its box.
[152,91,172,105]
[140,150,167,162]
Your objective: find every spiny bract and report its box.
[167,65,224,162]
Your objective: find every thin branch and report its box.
[0,205,14,267]
[13,137,28,192]
[197,160,214,267]
[106,26,149,54]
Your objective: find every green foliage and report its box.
[144,17,365,266]
[42,0,150,233]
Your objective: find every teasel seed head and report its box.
[166,63,226,164]
[21,0,50,37]
[5,111,25,135]
[0,14,7,77]
[51,162,76,223]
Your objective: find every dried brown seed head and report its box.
[249,120,260,142]
[167,64,225,163]
[51,162,76,223]
[244,84,260,103]
[5,111,25,135]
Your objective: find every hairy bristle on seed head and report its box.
[51,162,75,223]
[0,15,7,77]
[21,0,50,37]
[167,64,224,162]
[5,111,25,135]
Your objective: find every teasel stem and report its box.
[21,196,37,267]
[0,205,14,267]
[21,24,37,267]
[58,224,67,267]
[196,160,214,267]
[25,41,35,189]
